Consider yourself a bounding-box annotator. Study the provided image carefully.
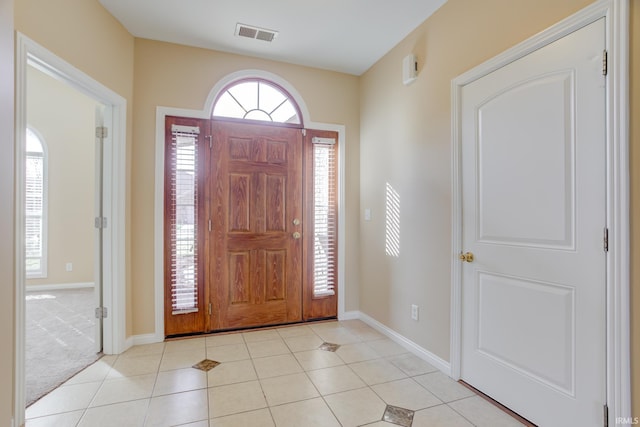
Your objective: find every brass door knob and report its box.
[293,232,301,239]
[459,252,474,263]
[292,218,301,226]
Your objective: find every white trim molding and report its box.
[357,312,451,375]
[338,310,361,321]
[25,282,95,292]
[15,33,128,427]
[154,69,347,342]
[130,333,160,347]
[450,0,630,424]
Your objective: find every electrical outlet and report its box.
[411,304,419,321]
[65,262,73,272]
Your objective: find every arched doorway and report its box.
[164,77,338,336]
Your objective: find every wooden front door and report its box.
[209,121,303,330]
[165,117,338,336]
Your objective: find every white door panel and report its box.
[477,71,575,248]
[461,18,605,427]
[476,271,575,394]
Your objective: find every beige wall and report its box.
[26,65,98,287]
[630,0,639,418]
[359,0,604,360]
[0,0,14,423]
[131,39,361,334]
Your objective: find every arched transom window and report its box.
[213,79,302,126]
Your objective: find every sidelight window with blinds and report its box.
[311,137,337,297]
[166,124,200,314]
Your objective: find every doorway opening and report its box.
[15,33,128,427]
[24,63,104,406]
[164,79,339,336]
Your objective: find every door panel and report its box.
[461,19,605,427]
[211,121,303,330]
[477,71,575,248]
[476,272,574,394]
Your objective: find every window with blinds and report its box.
[25,129,47,278]
[168,125,199,314]
[312,138,337,297]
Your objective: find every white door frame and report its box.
[450,0,630,424]
[150,69,347,343]
[14,33,128,425]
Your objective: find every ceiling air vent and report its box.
[235,23,278,42]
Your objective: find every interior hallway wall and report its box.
[359,0,603,361]
[131,38,360,335]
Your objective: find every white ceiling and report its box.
[99,0,447,76]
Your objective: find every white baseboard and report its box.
[132,333,164,346]
[25,282,94,292]
[338,310,361,321]
[356,311,452,376]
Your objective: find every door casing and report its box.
[450,0,630,423]
[14,33,128,427]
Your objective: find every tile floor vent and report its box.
[235,23,278,42]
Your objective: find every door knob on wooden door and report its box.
[293,232,301,239]
[458,252,474,263]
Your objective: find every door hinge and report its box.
[604,227,609,252]
[208,303,212,316]
[95,217,108,229]
[603,403,609,427]
[95,307,108,319]
[602,50,608,76]
[208,219,212,232]
[301,129,306,137]
[206,135,212,148]
[96,126,108,139]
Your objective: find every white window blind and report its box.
[312,139,337,297]
[25,129,46,278]
[168,127,199,314]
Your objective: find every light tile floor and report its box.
[26,320,526,427]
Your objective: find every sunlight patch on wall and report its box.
[385,182,401,257]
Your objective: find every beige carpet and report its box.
[25,288,101,406]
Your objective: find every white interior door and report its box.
[460,18,606,427]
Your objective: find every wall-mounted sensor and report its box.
[403,54,418,86]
